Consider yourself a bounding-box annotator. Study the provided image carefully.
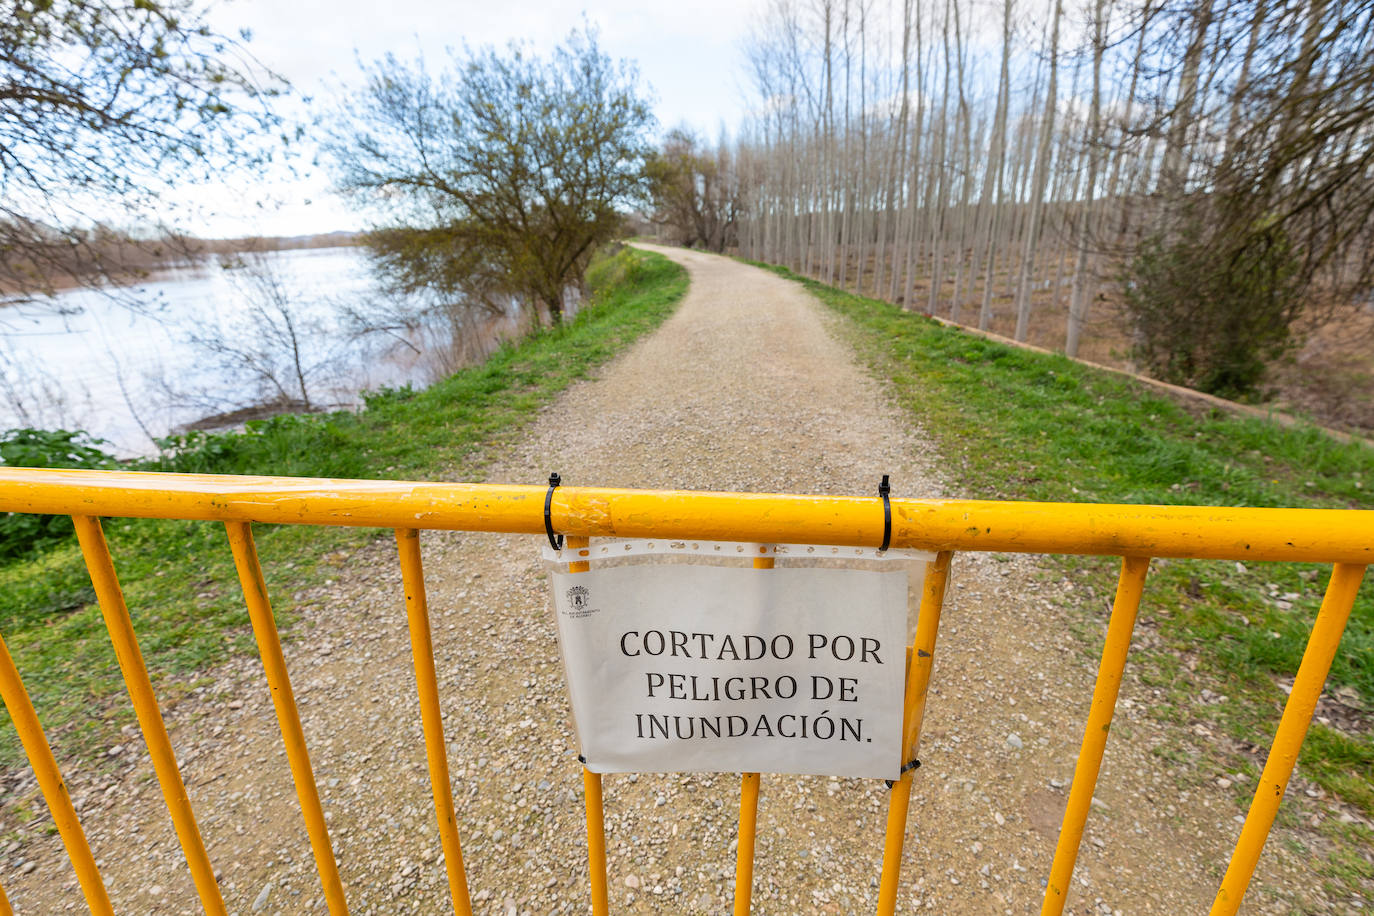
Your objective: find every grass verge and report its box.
[0,246,687,771]
[750,260,1374,820]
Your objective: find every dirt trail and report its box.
[1,246,1336,914]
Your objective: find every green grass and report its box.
[750,259,1374,817]
[1301,724,1374,814]
[0,246,688,769]
[1317,819,1374,896]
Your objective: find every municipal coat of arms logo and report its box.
[566,585,591,610]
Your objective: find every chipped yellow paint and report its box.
[1043,556,1150,914]
[0,633,112,914]
[395,528,473,916]
[878,550,953,916]
[734,554,774,915]
[225,521,347,914]
[1210,563,1367,916]
[72,515,226,915]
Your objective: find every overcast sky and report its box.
[194,0,760,238]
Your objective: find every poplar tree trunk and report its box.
[1012,0,1062,342]
[886,0,914,304]
[926,0,954,315]
[1066,0,1108,357]
[1158,0,1214,203]
[978,0,1015,330]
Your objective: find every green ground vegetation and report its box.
[751,261,1374,821]
[0,247,687,770]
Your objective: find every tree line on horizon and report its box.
[645,0,1374,400]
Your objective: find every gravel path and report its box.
[0,245,1351,914]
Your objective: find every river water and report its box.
[0,247,520,457]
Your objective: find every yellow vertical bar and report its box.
[394,528,473,916]
[1042,555,1150,915]
[0,631,113,915]
[0,876,11,916]
[583,767,608,914]
[1210,562,1367,916]
[876,549,953,916]
[565,535,608,916]
[733,773,761,915]
[72,515,226,915]
[224,521,347,915]
[732,554,773,915]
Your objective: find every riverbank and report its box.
[0,232,363,299]
[0,246,688,774]
[0,245,431,458]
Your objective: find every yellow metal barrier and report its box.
[0,468,1368,915]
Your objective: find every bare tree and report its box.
[644,129,744,252]
[1065,0,1110,358]
[1011,0,1063,342]
[326,29,654,323]
[0,0,285,302]
[732,0,1374,400]
[180,252,334,413]
[976,0,1015,330]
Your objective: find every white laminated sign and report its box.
[551,557,913,780]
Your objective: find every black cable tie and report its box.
[577,754,587,765]
[878,474,892,553]
[885,758,920,789]
[545,473,564,552]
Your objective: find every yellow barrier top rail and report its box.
[0,467,1370,562]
